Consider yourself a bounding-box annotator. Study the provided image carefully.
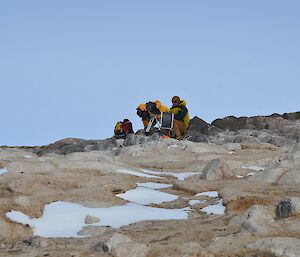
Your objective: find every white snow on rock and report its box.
[24,155,33,158]
[141,169,198,181]
[242,165,264,171]
[137,182,172,189]
[0,168,8,175]
[115,169,163,179]
[189,200,207,205]
[195,191,219,198]
[116,187,178,205]
[201,200,225,215]
[168,172,198,180]
[6,201,188,238]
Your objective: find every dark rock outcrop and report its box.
[32,138,119,156]
[185,116,222,142]
[275,198,296,219]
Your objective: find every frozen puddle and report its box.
[115,169,163,179]
[195,191,218,198]
[201,200,225,215]
[0,168,8,175]
[6,201,188,238]
[142,169,198,181]
[137,182,172,189]
[116,187,178,205]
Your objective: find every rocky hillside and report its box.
[1,111,300,257]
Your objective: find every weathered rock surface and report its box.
[231,205,280,233]
[1,112,300,256]
[105,233,148,257]
[246,237,300,257]
[201,159,234,180]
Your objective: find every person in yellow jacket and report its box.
[136,101,169,129]
[169,96,190,139]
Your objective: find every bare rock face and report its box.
[201,159,234,180]
[104,233,148,257]
[278,169,300,185]
[246,237,300,257]
[275,198,296,219]
[31,137,119,156]
[231,205,280,233]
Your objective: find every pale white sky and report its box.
[1,1,299,146]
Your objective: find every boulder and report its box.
[231,205,280,233]
[201,159,234,180]
[278,170,300,185]
[84,215,100,224]
[104,233,148,257]
[247,167,290,184]
[275,198,296,219]
[33,137,119,156]
[123,133,160,147]
[246,237,300,257]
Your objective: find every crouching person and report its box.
[169,96,190,139]
[114,119,134,139]
[136,101,169,131]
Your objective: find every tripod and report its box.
[145,115,161,133]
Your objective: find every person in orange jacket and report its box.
[136,100,169,129]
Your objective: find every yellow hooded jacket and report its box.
[169,100,190,129]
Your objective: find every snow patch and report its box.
[6,201,188,238]
[201,200,225,215]
[195,191,219,198]
[116,187,178,205]
[0,168,8,175]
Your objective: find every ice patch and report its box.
[141,169,198,181]
[242,165,264,171]
[116,169,163,179]
[189,200,207,205]
[195,191,218,198]
[116,187,178,205]
[24,155,32,158]
[201,199,225,215]
[0,168,8,175]
[137,182,172,189]
[6,201,188,238]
